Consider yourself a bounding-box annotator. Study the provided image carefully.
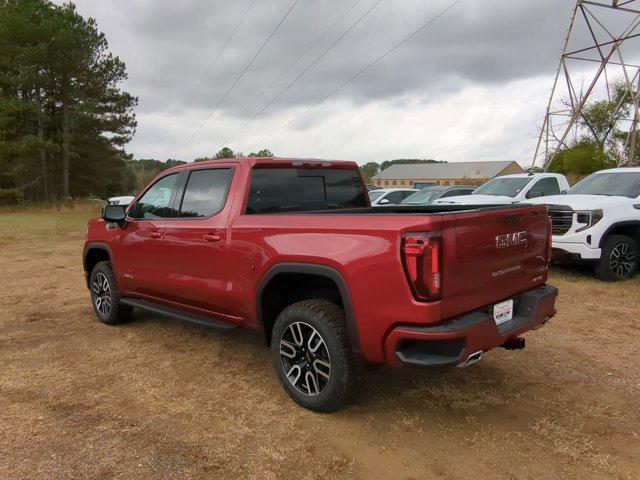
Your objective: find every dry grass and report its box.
[0,209,638,480]
[0,198,105,214]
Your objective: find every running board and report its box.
[121,298,237,330]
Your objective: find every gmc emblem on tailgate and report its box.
[496,231,527,248]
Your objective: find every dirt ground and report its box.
[1,208,639,480]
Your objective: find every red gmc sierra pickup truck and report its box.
[84,157,558,412]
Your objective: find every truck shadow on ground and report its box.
[551,263,608,279]
[352,362,531,416]
[127,310,539,421]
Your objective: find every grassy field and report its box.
[1,209,638,480]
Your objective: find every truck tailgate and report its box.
[440,206,550,319]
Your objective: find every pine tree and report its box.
[0,0,137,201]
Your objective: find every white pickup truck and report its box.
[434,173,570,206]
[522,168,640,281]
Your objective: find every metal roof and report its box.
[372,161,520,180]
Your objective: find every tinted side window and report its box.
[528,177,560,198]
[247,168,366,214]
[400,191,415,200]
[384,191,408,204]
[179,168,234,218]
[382,192,396,204]
[131,174,179,219]
[441,188,472,198]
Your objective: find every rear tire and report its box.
[271,299,356,412]
[594,235,639,281]
[89,261,133,325]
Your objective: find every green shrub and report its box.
[548,141,615,177]
[0,188,23,205]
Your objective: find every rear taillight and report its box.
[401,232,442,302]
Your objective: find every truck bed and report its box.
[235,202,551,322]
[274,204,527,215]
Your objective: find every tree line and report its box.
[0,0,137,204]
[0,1,280,205]
[0,0,446,205]
[122,148,275,196]
[7,0,623,206]
[197,147,275,162]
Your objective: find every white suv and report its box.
[434,173,570,206]
[522,168,640,281]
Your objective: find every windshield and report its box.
[400,188,443,205]
[368,190,385,202]
[569,172,640,198]
[474,177,532,197]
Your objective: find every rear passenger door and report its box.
[160,166,238,317]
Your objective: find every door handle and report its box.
[203,234,221,243]
[150,232,162,239]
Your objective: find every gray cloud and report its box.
[55,0,589,162]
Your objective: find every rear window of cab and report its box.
[246,168,367,214]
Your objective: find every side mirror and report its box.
[379,198,390,205]
[526,190,543,199]
[560,189,568,194]
[102,204,126,224]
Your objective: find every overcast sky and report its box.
[55,0,581,166]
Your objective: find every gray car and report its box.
[400,185,476,206]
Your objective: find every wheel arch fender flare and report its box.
[256,263,362,359]
[83,243,115,287]
[598,221,640,248]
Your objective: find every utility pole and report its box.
[533,0,640,170]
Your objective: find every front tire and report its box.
[594,235,639,281]
[271,300,356,412]
[89,261,133,325]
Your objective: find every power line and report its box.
[256,0,363,102]
[157,0,256,148]
[180,0,257,115]
[177,0,302,157]
[215,0,383,150]
[246,0,463,152]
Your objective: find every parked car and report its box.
[369,188,418,206]
[522,167,640,281]
[84,157,557,412]
[400,185,476,206]
[434,173,570,206]
[107,195,135,206]
[413,182,437,189]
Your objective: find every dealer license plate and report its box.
[493,299,514,325]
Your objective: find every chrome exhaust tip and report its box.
[463,350,483,367]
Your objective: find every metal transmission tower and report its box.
[533,0,640,170]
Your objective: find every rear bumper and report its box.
[384,285,558,367]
